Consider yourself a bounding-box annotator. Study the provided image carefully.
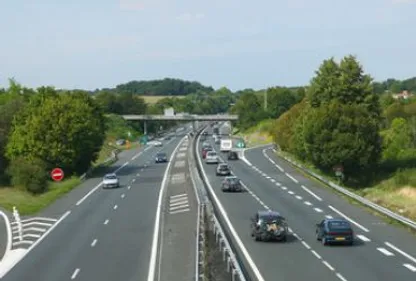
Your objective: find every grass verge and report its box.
[233,119,274,147]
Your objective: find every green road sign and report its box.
[236,139,245,148]
[140,135,148,145]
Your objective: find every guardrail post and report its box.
[13,206,23,242]
[231,268,237,281]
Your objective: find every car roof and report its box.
[104,173,117,177]
[325,218,350,224]
[225,176,237,180]
[257,210,281,218]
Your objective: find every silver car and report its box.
[103,173,120,188]
[205,151,219,164]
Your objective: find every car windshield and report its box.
[328,221,351,230]
[260,214,283,224]
[219,165,229,170]
[157,153,166,157]
[227,177,239,184]
[105,175,117,180]
[207,152,216,156]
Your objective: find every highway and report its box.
[0,132,188,281]
[197,127,416,281]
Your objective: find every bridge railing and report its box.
[122,114,239,121]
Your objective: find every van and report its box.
[220,139,233,152]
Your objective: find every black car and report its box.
[155,152,168,163]
[228,151,239,160]
[216,163,231,176]
[221,176,242,192]
[316,218,354,246]
[251,210,288,242]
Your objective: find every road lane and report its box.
[196,136,339,281]
[156,137,198,281]
[1,136,183,281]
[246,147,416,273]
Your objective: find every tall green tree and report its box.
[6,91,106,175]
[231,92,267,130]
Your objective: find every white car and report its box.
[205,151,219,164]
[103,173,120,189]
[148,140,163,147]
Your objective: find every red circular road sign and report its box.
[51,168,64,182]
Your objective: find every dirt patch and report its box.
[398,186,416,199]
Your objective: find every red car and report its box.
[202,147,213,159]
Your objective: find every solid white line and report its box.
[12,240,33,246]
[285,173,299,183]
[385,242,416,264]
[201,136,266,281]
[304,201,312,206]
[11,217,58,224]
[328,205,370,232]
[403,263,416,272]
[301,185,323,201]
[76,182,103,206]
[12,233,41,240]
[169,208,191,215]
[377,248,395,256]
[113,205,118,210]
[314,208,323,213]
[336,273,348,281]
[275,164,284,172]
[170,193,187,199]
[91,239,97,247]
[104,219,109,225]
[322,261,335,271]
[0,211,12,256]
[71,268,80,279]
[12,221,53,229]
[270,179,275,182]
[311,250,322,259]
[12,227,46,233]
[147,137,186,281]
[170,204,189,211]
[275,182,281,186]
[356,234,371,242]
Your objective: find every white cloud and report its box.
[119,0,145,11]
[176,12,205,21]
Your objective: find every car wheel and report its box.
[282,235,287,242]
[316,231,321,241]
[322,236,327,246]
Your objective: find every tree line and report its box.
[243,55,416,187]
[92,78,214,96]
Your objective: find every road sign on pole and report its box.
[51,168,64,182]
[236,139,246,148]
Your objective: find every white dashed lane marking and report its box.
[325,215,333,219]
[91,239,97,247]
[403,264,416,272]
[104,219,109,225]
[385,242,416,264]
[295,195,303,200]
[71,268,80,279]
[288,191,295,195]
[169,194,190,214]
[113,205,118,210]
[377,248,395,256]
[356,235,371,242]
[314,208,323,213]
[301,185,323,201]
[304,201,312,206]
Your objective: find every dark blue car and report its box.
[316,218,354,246]
[155,152,168,163]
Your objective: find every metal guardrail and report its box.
[273,148,416,230]
[192,127,248,281]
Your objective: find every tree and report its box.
[382,117,416,162]
[296,101,381,175]
[6,91,106,175]
[7,157,48,194]
[273,99,307,152]
[231,92,267,130]
[266,87,300,118]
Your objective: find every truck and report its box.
[220,139,233,153]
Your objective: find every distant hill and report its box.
[373,77,416,94]
[93,78,214,96]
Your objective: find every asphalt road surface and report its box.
[198,128,416,281]
[156,137,198,281]
[0,135,186,281]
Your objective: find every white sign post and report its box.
[13,206,23,241]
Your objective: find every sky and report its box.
[0,0,415,91]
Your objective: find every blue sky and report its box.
[0,0,415,91]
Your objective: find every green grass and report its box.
[234,119,275,147]
[141,95,186,104]
[0,177,81,215]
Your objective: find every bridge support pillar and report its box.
[143,120,147,135]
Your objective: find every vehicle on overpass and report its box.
[221,176,243,192]
[216,163,231,176]
[251,210,288,242]
[227,150,239,160]
[316,218,354,246]
[220,139,233,152]
[155,152,168,163]
[205,151,219,164]
[102,173,120,189]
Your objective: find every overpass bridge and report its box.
[122,114,238,121]
[121,114,238,134]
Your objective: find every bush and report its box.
[7,157,48,194]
